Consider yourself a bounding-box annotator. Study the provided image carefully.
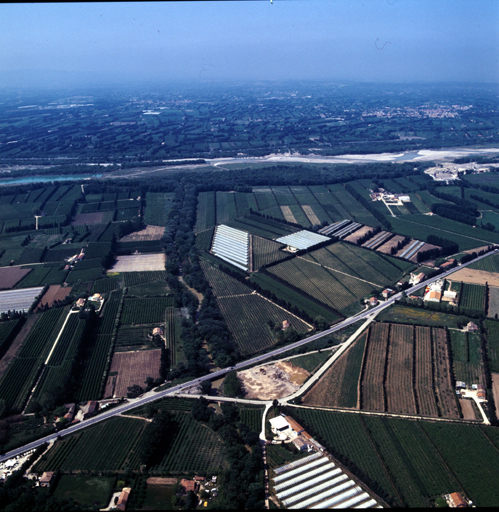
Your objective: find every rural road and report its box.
[0,249,495,463]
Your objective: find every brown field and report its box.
[376,234,406,255]
[459,398,479,421]
[107,254,166,273]
[120,225,165,242]
[280,205,297,224]
[432,328,460,419]
[104,349,161,398]
[72,212,104,225]
[410,242,441,263]
[146,477,177,486]
[36,285,72,310]
[344,225,372,244]
[414,326,439,417]
[385,324,417,415]
[303,329,367,409]
[450,268,499,286]
[360,323,389,412]
[301,205,320,226]
[0,266,32,289]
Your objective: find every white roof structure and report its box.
[276,230,330,251]
[269,415,289,431]
[211,224,249,271]
[0,287,44,315]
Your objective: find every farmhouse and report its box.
[180,479,199,493]
[75,298,86,308]
[292,437,312,452]
[116,487,131,511]
[382,289,394,299]
[282,320,290,329]
[448,492,468,508]
[39,472,54,488]
[152,327,164,336]
[269,415,290,434]
[466,321,479,333]
[284,416,306,435]
[425,290,442,302]
[369,297,379,306]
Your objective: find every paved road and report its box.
[0,250,495,463]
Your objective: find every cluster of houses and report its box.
[456,381,487,401]
[65,248,85,264]
[269,414,325,453]
[369,189,411,204]
[74,293,104,311]
[445,491,472,508]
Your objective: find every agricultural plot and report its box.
[385,324,417,415]
[268,257,374,312]
[115,325,160,351]
[92,276,122,294]
[122,271,167,287]
[303,328,368,409]
[469,252,499,274]
[227,214,297,239]
[200,259,252,297]
[217,294,311,355]
[0,318,21,357]
[105,349,161,397]
[195,227,215,251]
[36,285,72,310]
[360,323,389,412]
[304,241,412,287]
[120,225,165,242]
[289,408,499,508]
[0,307,66,410]
[249,273,341,324]
[251,236,288,270]
[0,266,32,289]
[459,283,486,313]
[484,319,499,373]
[450,330,485,386]
[378,304,465,328]
[414,326,439,417]
[0,286,44,314]
[76,334,113,402]
[120,297,173,325]
[108,254,166,273]
[71,212,107,225]
[194,191,216,233]
[143,192,173,227]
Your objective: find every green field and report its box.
[53,475,115,508]
[468,252,499,273]
[268,257,376,313]
[484,319,499,373]
[251,236,288,270]
[288,408,499,507]
[285,350,331,374]
[144,192,174,226]
[377,304,467,328]
[121,297,172,325]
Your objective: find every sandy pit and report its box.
[238,361,310,400]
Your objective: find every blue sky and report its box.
[1,0,498,87]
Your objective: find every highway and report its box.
[0,249,495,463]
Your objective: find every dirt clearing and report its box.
[238,361,310,400]
[37,285,72,310]
[449,268,499,286]
[108,254,166,273]
[0,267,32,290]
[104,349,161,397]
[344,225,373,244]
[376,235,406,255]
[280,206,297,224]
[301,205,320,226]
[120,225,165,242]
[459,398,478,420]
[147,477,177,486]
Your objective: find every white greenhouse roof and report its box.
[276,230,330,250]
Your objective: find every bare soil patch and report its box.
[0,314,39,379]
[72,212,104,225]
[0,267,32,290]
[492,373,499,417]
[120,225,165,242]
[376,235,405,255]
[238,361,309,400]
[449,268,499,286]
[344,225,372,244]
[280,206,297,224]
[104,349,161,397]
[487,286,499,318]
[108,254,166,273]
[459,398,478,420]
[464,245,491,254]
[301,205,320,226]
[36,285,72,310]
[146,477,177,486]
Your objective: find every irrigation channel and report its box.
[0,249,496,463]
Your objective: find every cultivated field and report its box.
[303,329,368,409]
[71,212,105,225]
[251,236,288,270]
[36,285,72,309]
[107,253,166,273]
[414,326,439,417]
[217,294,311,355]
[104,349,162,398]
[488,286,499,318]
[0,267,32,290]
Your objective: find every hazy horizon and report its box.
[1,1,498,89]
